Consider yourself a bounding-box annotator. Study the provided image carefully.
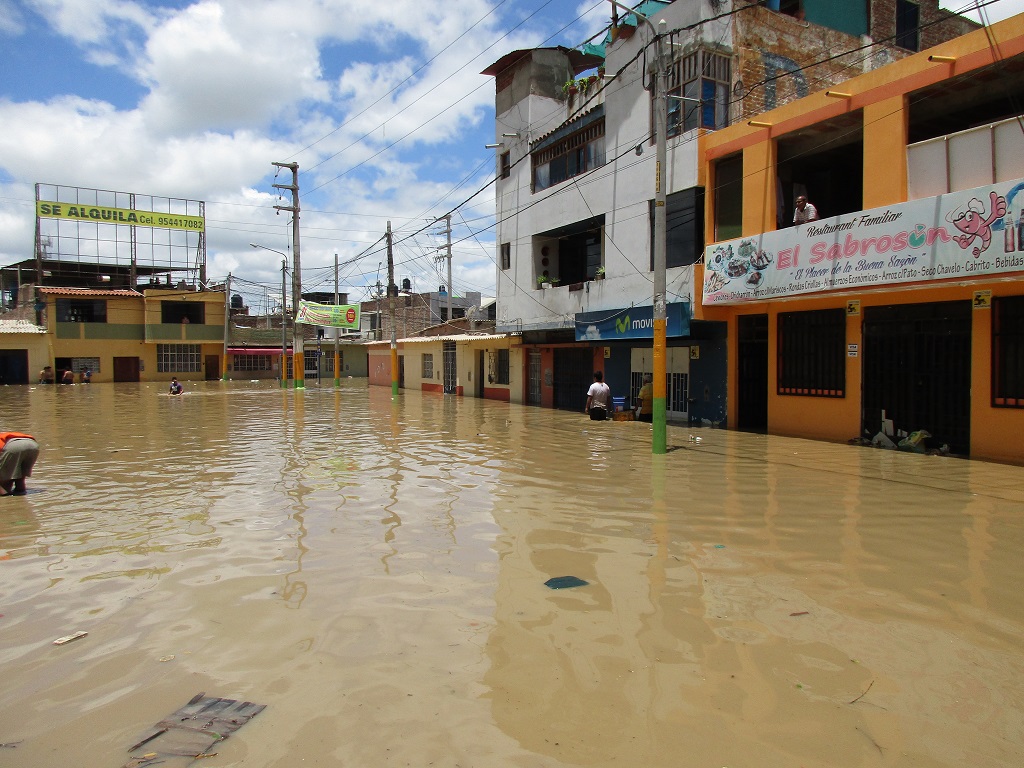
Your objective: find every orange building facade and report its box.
[698,16,1024,464]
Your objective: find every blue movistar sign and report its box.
[574,302,690,341]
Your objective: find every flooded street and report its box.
[2,380,1024,768]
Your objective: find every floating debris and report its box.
[544,576,589,590]
[124,692,265,767]
[52,631,88,645]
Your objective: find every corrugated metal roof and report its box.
[0,319,46,334]
[37,287,144,297]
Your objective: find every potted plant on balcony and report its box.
[537,275,551,289]
[594,267,606,281]
[562,79,577,97]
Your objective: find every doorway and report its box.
[205,355,220,380]
[476,350,485,398]
[737,314,769,431]
[527,350,542,406]
[113,357,140,382]
[553,347,592,411]
[0,349,29,385]
[443,341,457,394]
[862,301,972,454]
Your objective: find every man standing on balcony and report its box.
[793,195,818,225]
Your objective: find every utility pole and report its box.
[281,259,288,388]
[334,251,341,388]
[273,161,302,389]
[387,221,398,397]
[651,20,668,455]
[440,214,452,324]
[222,272,231,380]
[609,0,667,454]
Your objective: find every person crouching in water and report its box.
[0,432,40,496]
[585,371,611,421]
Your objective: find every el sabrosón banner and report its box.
[295,301,360,329]
[702,177,1024,305]
[37,201,205,232]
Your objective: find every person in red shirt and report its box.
[0,432,39,496]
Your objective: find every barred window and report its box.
[422,353,434,379]
[666,49,730,136]
[501,242,511,270]
[233,355,272,371]
[71,357,100,374]
[993,295,1024,407]
[777,309,845,397]
[157,344,201,372]
[533,119,605,191]
[304,350,319,378]
[496,349,510,385]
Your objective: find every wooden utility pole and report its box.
[387,221,398,397]
[273,161,302,389]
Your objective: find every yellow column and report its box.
[863,95,908,208]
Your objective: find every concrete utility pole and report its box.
[222,272,231,380]
[273,161,302,389]
[609,0,668,454]
[439,214,452,323]
[281,259,288,388]
[387,221,399,397]
[334,250,341,388]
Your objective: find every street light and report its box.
[250,243,290,387]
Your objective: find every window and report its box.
[161,301,205,324]
[993,295,1024,407]
[56,298,106,323]
[500,151,511,179]
[71,357,100,374]
[233,355,272,371]
[500,242,511,270]
[649,187,705,269]
[777,309,845,397]
[532,119,605,191]
[157,344,201,372]
[304,350,319,377]
[496,349,510,385]
[714,153,743,241]
[422,353,434,379]
[896,0,920,51]
[666,50,730,136]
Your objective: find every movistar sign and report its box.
[574,302,690,341]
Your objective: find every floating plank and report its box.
[123,692,265,767]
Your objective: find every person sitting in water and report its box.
[0,432,40,496]
[169,377,183,395]
[38,366,55,384]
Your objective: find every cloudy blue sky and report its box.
[0,0,1021,309]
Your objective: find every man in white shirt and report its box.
[793,195,818,225]
[585,371,611,421]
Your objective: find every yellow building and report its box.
[26,286,227,383]
[699,15,1024,464]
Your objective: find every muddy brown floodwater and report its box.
[2,380,1024,767]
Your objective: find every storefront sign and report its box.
[703,178,1024,305]
[575,302,689,341]
[295,300,360,328]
